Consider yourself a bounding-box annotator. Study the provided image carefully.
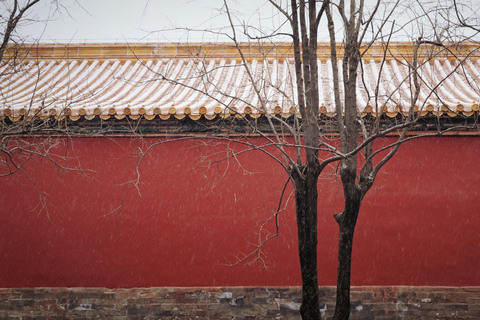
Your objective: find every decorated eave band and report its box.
[1,42,480,122]
[2,102,479,123]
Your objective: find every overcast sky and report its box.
[8,0,480,44]
[15,0,290,43]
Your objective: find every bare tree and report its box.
[0,0,40,61]
[0,0,87,214]
[1,1,479,319]
[148,1,479,319]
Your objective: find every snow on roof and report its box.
[1,42,479,122]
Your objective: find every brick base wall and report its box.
[1,286,479,319]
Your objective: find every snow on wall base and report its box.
[1,286,479,319]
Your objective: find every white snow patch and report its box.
[287,302,301,310]
[274,298,281,308]
[396,301,408,312]
[218,292,232,299]
[320,304,327,315]
[74,304,92,311]
[421,298,432,303]
[355,305,363,311]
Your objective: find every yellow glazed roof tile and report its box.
[1,42,480,121]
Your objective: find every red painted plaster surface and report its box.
[0,136,479,287]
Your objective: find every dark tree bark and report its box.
[331,20,365,320]
[292,163,321,320]
[332,180,362,320]
[289,1,324,318]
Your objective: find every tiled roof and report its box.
[1,43,480,122]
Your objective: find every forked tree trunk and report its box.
[333,190,362,320]
[293,165,321,320]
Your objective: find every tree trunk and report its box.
[332,190,362,320]
[332,223,355,320]
[293,165,321,320]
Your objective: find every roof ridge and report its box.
[4,42,480,61]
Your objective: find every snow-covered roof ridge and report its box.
[1,42,480,122]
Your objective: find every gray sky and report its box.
[15,0,289,43]
[9,0,480,44]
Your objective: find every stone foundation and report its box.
[1,286,479,319]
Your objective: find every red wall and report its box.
[0,136,479,287]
